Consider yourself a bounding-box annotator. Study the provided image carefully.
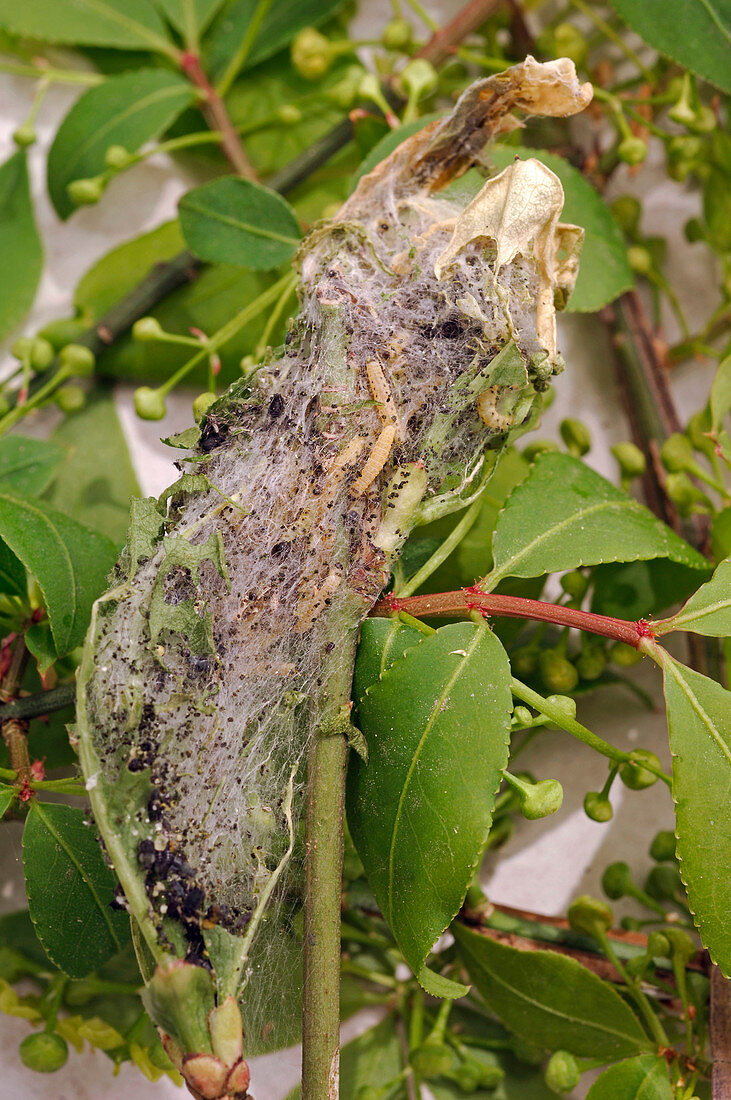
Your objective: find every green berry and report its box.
[508,1035,544,1065]
[291,27,333,80]
[687,105,716,133]
[193,391,217,421]
[410,1039,454,1077]
[649,829,676,863]
[19,1032,68,1073]
[399,59,438,101]
[39,317,87,350]
[645,863,683,901]
[625,955,649,977]
[560,570,589,600]
[601,861,632,900]
[55,384,86,414]
[132,316,165,342]
[686,409,715,458]
[382,17,412,50]
[104,144,134,169]
[660,432,696,473]
[611,441,646,479]
[512,705,534,727]
[134,386,167,421]
[618,136,647,165]
[576,646,606,682]
[510,646,538,678]
[551,22,588,67]
[522,439,559,461]
[609,641,642,668]
[544,1050,580,1093]
[647,931,671,959]
[664,471,707,514]
[560,417,591,456]
[545,695,577,722]
[619,749,661,790]
[539,651,579,694]
[610,195,642,235]
[276,104,303,124]
[584,791,613,822]
[520,778,563,820]
[627,245,653,275]
[567,895,613,938]
[13,124,37,147]
[59,343,95,377]
[664,928,696,965]
[10,336,33,361]
[67,176,106,206]
[621,916,643,931]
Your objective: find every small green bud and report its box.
[515,776,563,821]
[449,1058,504,1091]
[19,1032,68,1073]
[10,336,33,361]
[13,123,37,147]
[649,829,676,863]
[625,954,649,977]
[620,749,661,790]
[686,104,716,133]
[510,645,538,678]
[669,98,697,129]
[560,417,591,456]
[382,17,413,50]
[326,64,365,109]
[664,471,708,514]
[522,439,559,461]
[601,861,632,900]
[508,1035,544,1065]
[568,895,613,939]
[664,928,696,965]
[193,391,217,421]
[576,646,607,682]
[544,1050,580,1094]
[627,245,653,275]
[399,59,438,101]
[512,705,534,728]
[686,409,715,458]
[67,176,106,206]
[104,144,134,169]
[646,931,671,959]
[660,432,696,473]
[276,104,303,124]
[28,337,54,372]
[609,641,642,668]
[611,441,646,479]
[39,317,87,350]
[132,316,165,342]
[584,791,613,822]
[621,916,643,932]
[55,384,86,414]
[551,22,587,67]
[134,386,167,421]
[59,343,95,377]
[610,195,642,235]
[618,136,647,165]
[645,863,683,901]
[410,1039,454,1077]
[560,570,589,600]
[291,27,333,80]
[545,695,577,721]
[539,651,579,694]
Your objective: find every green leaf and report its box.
[0,151,43,342]
[485,452,709,590]
[287,1015,408,1100]
[205,0,345,84]
[608,0,731,95]
[0,540,26,599]
[454,925,650,1060]
[25,621,58,675]
[586,1054,673,1099]
[488,147,634,311]
[0,436,64,496]
[0,784,14,817]
[45,389,140,548]
[352,617,425,709]
[591,558,706,622]
[0,0,173,52]
[154,0,226,37]
[22,801,130,978]
[711,354,731,433]
[179,178,301,269]
[75,220,185,318]
[0,490,117,657]
[347,622,512,984]
[655,556,731,637]
[48,70,195,220]
[417,965,470,1000]
[661,655,731,975]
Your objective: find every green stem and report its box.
[596,928,670,1047]
[0,683,76,722]
[0,60,105,85]
[0,366,72,434]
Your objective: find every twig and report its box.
[0,682,76,722]
[180,52,257,179]
[711,966,731,1098]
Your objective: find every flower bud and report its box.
[619,749,661,790]
[410,1039,454,1076]
[686,105,716,134]
[506,774,563,820]
[608,641,642,668]
[59,343,95,377]
[664,472,708,514]
[625,954,649,977]
[611,441,646,479]
[13,124,37,148]
[508,1035,544,1065]
[544,1049,580,1093]
[645,863,683,901]
[545,695,577,722]
[601,861,632,900]
[291,28,333,80]
[584,791,613,822]
[276,104,303,124]
[647,931,671,960]
[55,384,86,414]
[10,336,33,361]
[193,391,217,421]
[552,23,588,67]
[576,646,607,682]
[660,432,695,473]
[134,386,167,421]
[19,1032,68,1073]
[618,136,647,165]
[382,17,413,50]
[67,176,106,206]
[512,705,534,728]
[567,895,613,939]
[450,1058,504,1091]
[539,651,579,694]
[28,337,54,372]
[510,646,538,678]
[686,409,715,458]
[399,59,438,102]
[132,316,165,342]
[560,417,591,456]
[522,439,559,461]
[39,317,87,350]
[621,916,643,931]
[560,570,589,600]
[627,245,653,275]
[649,829,676,863]
[664,928,696,965]
[326,64,365,109]
[104,144,134,169]
[610,195,641,235]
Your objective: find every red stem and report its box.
[180,52,257,179]
[371,588,655,649]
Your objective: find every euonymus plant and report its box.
[0,2,729,1098]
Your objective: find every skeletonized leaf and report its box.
[485,452,709,590]
[23,802,130,977]
[0,151,43,342]
[661,654,731,975]
[347,623,512,987]
[654,556,731,638]
[0,490,117,657]
[179,178,301,269]
[454,925,651,1060]
[48,70,195,220]
[585,1054,673,1100]
[0,0,173,51]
